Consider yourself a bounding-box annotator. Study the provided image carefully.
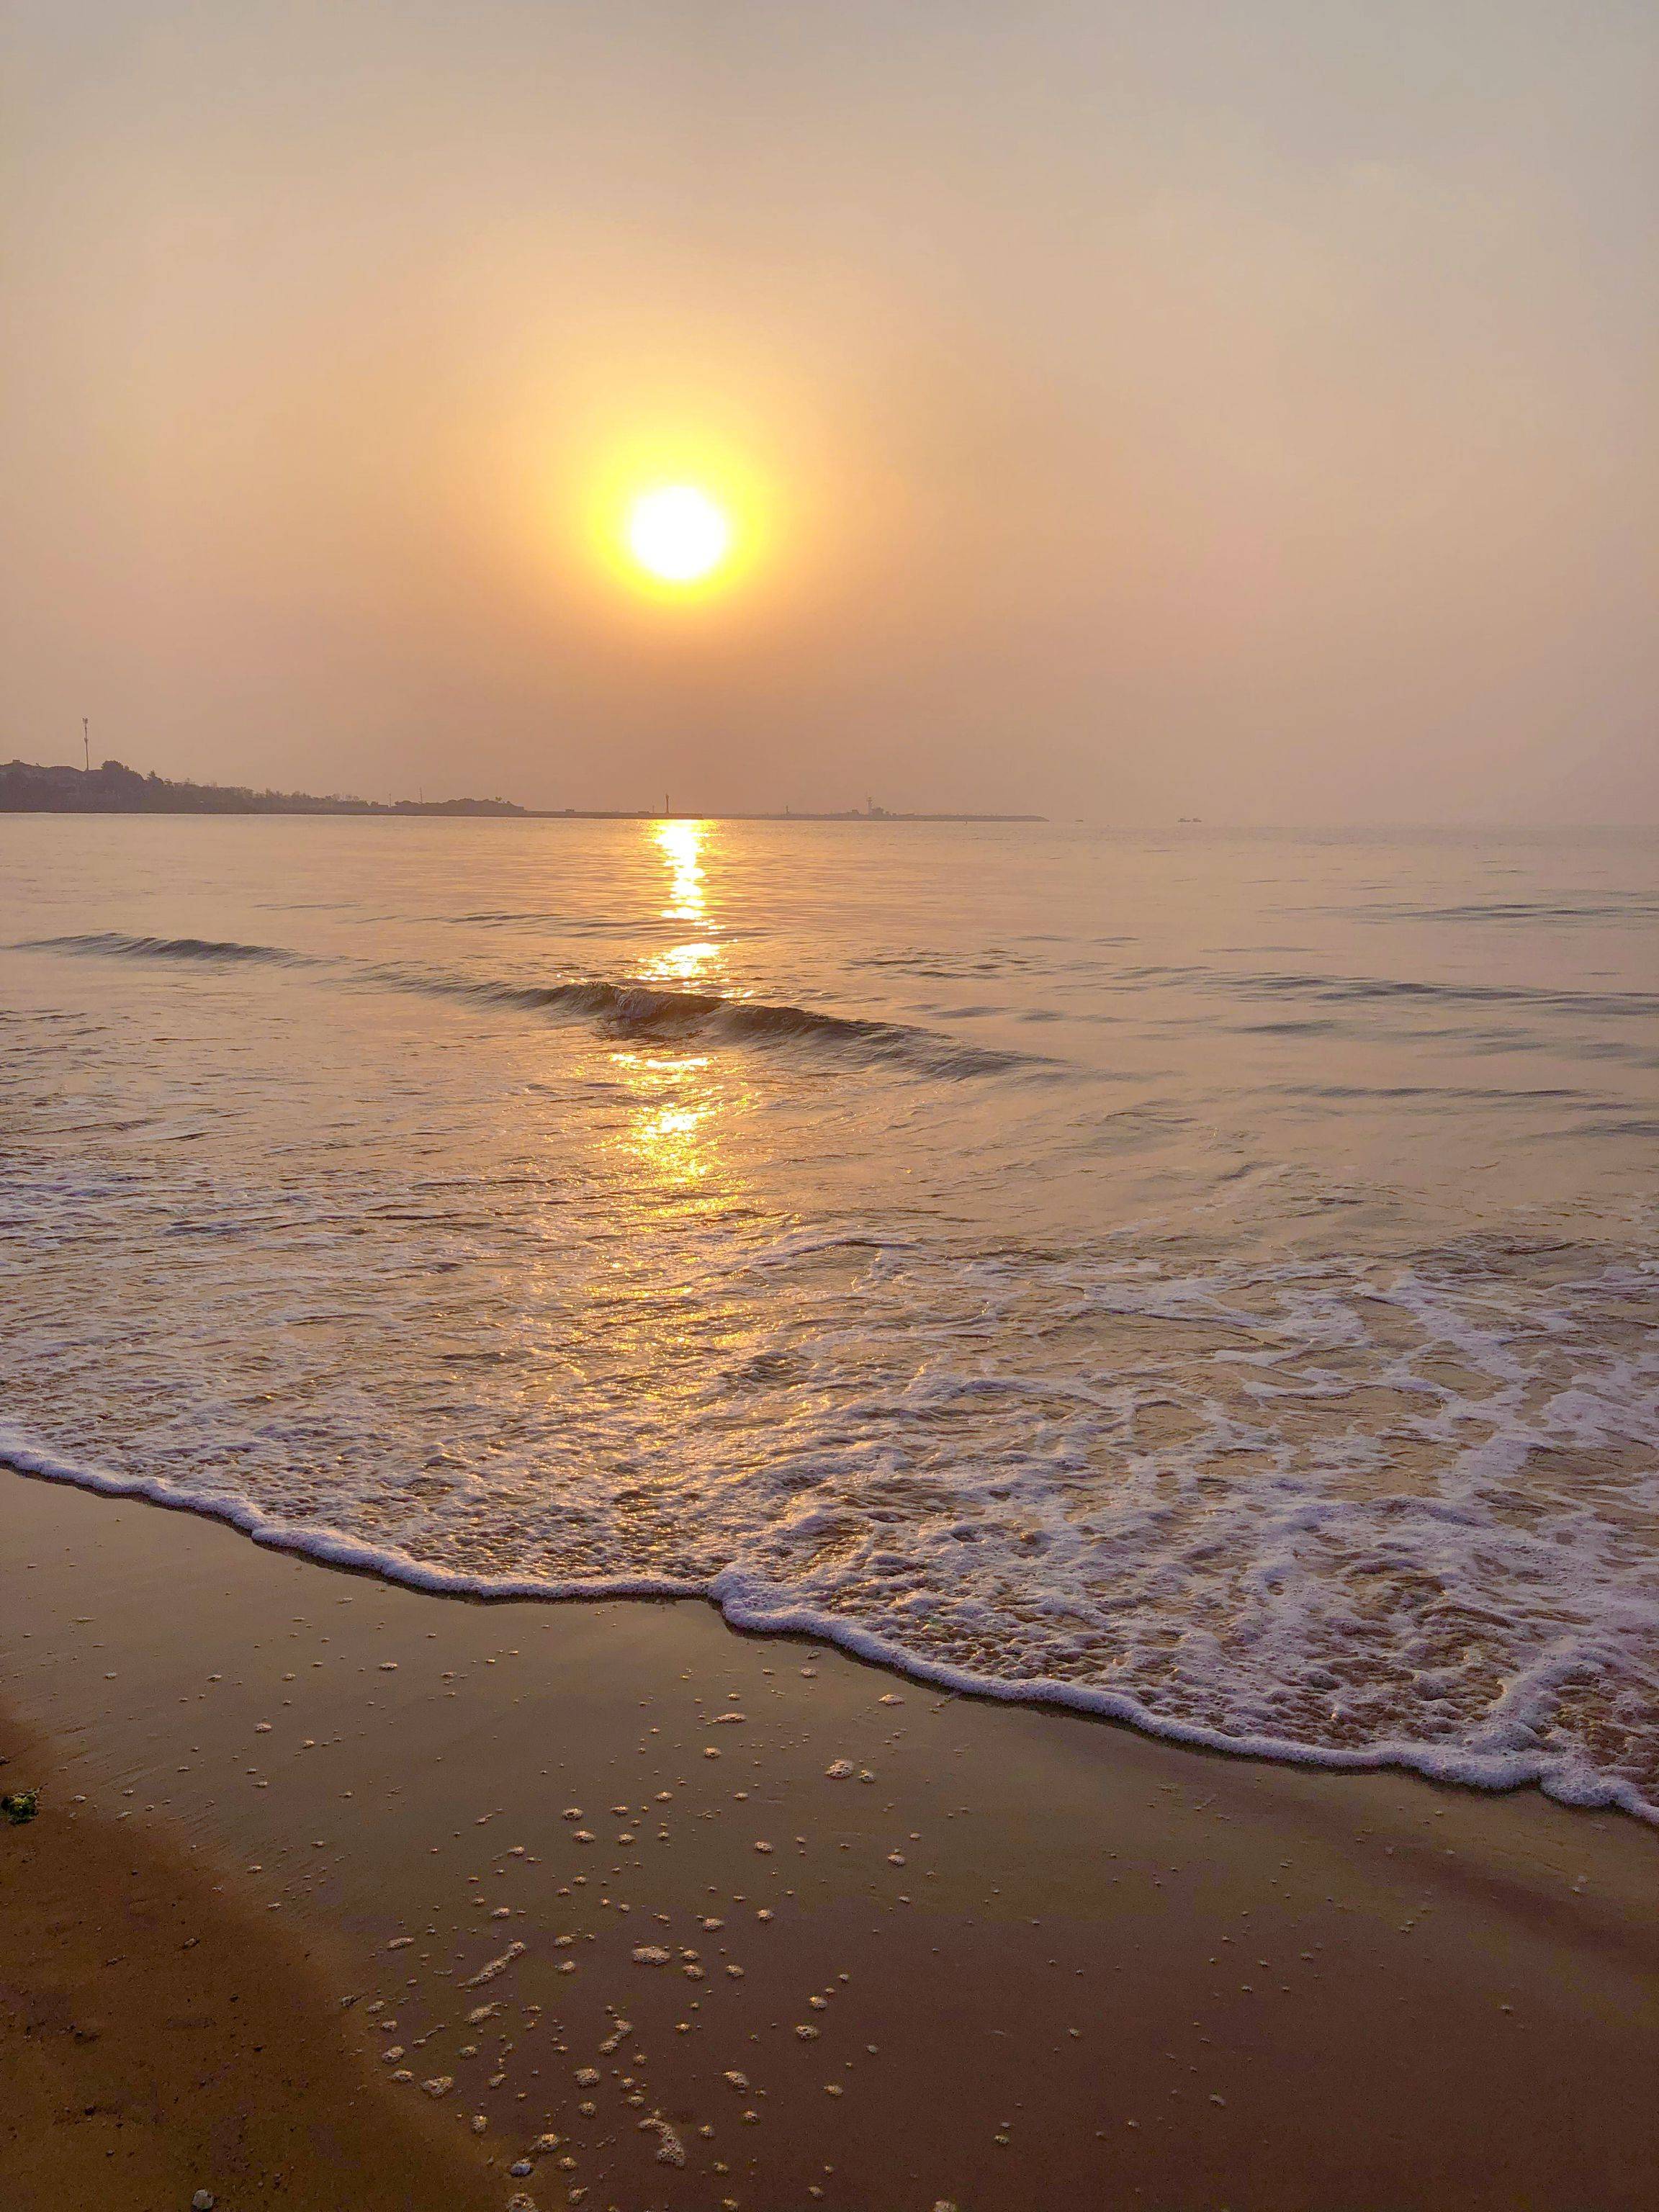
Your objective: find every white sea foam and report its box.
[4,1228,1655,1820]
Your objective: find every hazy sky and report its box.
[4,1,1655,819]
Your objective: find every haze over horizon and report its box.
[4,1,1655,825]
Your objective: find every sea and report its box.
[3,815,1655,1818]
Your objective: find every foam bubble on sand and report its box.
[462,1942,526,1988]
[642,2118,688,2167]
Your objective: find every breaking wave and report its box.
[4,1221,1656,1823]
[19,930,1045,1079]
[372,970,1043,1075]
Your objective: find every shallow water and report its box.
[3,816,1655,1814]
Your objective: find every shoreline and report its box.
[5,1451,1652,1828]
[4,1470,1657,2211]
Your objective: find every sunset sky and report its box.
[4,0,1655,821]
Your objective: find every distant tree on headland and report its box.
[0,757,525,816]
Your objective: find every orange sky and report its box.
[3,1,1655,819]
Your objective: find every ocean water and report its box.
[3,816,1656,1818]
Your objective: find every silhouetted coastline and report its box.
[0,757,1043,821]
[0,757,525,816]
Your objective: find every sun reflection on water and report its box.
[649,939,722,986]
[604,823,737,1189]
[610,1050,718,1184]
[655,819,708,922]
[642,818,724,989]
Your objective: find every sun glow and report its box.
[625,485,733,588]
[545,403,777,605]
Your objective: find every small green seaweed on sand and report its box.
[2,1788,40,1825]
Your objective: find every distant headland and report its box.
[0,757,1043,823]
[0,757,529,817]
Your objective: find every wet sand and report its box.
[0,1707,501,2212]
[3,1467,1657,2212]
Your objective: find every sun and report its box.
[624,485,734,587]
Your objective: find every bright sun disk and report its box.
[625,484,733,585]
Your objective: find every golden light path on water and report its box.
[620,818,725,1187]
[657,818,704,915]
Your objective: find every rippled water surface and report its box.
[3,817,1655,1815]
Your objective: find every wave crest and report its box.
[24,930,306,966]
[19,929,1046,1079]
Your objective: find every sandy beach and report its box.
[0,1698,501,2211]
[4,1466,1656,2212]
